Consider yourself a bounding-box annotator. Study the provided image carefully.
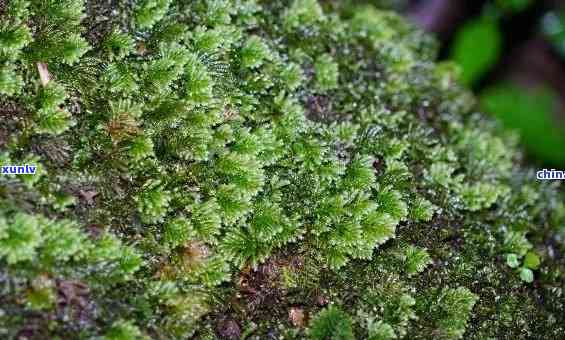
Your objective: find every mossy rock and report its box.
[0,0,563,339]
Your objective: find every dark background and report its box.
[372,0,565,166]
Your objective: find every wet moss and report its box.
[0,0,563,338]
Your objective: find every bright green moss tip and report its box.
[0,0,563,339]
[310,306,355,340]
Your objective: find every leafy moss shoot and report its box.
[0,0,564,339]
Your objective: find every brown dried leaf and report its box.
[316,294,329,307]
[37,62,51,86]
[289,306,306,327]
[217,319,240,339]
[78,190,98,205]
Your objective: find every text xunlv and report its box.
[1,164,38,175]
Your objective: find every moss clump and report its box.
[0,0,564,338]
[309,306,355,340]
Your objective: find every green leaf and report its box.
[450,17,502,85]
[481,84,565,166]
[505,253,520,268]
[523,251,540,270]
[520,267,534,283]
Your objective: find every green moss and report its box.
[0,64,23,95]
[0,0,563,338]
[135,0,171,29]
[103,320,146,340]
[314,53,339,91]
[284,0,325,30]
[310,306,355,340]
[240,35,271,69]
[403,245,432,276]
[0,213,42,264]
[435,287,478,339]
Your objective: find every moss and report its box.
[314,53,339,91]
[0,213,42,264]
[0,0,563,338]
[309,305,355,340]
